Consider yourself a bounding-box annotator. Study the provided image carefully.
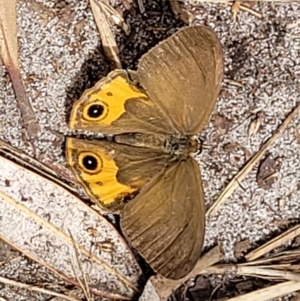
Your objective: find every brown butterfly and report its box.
[66,26,223,279]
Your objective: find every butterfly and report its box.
[66,26,223,279]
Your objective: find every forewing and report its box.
[68,69,178,135]
[121,157,205,279]
[137,26,224,134]
[66,137,172,212]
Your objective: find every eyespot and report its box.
[106,92,113,96]
[88,104,104,118]
[83,100,109,121]
[78,152,103,174]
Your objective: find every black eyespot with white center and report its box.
[87,104,104,118]
[78,152,103,174]
[82,155,98,170]
[83,100,109,122]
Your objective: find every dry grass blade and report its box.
[237,266,300,281]
[68,231,92,301]
[202,262,300,300]
[220,281,300,301]
[0,275,80,301]
[239,251,300,269]
[245,224,300,261]
[193,0,296,2]
[151,245,224,301]
[207,103,300,216]
[0,0,39,139]
[201,226,300,299]
[205,262,300,281]
[89,0,122,69]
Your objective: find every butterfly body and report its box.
[66,26,223,279]
[113,133,198,156]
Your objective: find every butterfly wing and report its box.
[137,25,224,134]
[121,157,205,279]
[66,137,173,211]
[68,69,179,135]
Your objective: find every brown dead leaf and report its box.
[234,240,251,258]
[0,0,39,140]
[210,114,232,146]
[223,142,240,152]
[223,142,252,161]
[257,155,282,190]
[248,112,264,138]
[212,114,232,136]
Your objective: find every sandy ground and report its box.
[0,0,299,300]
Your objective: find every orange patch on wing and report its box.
[66,138,136,210]
[69,76,147,129]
